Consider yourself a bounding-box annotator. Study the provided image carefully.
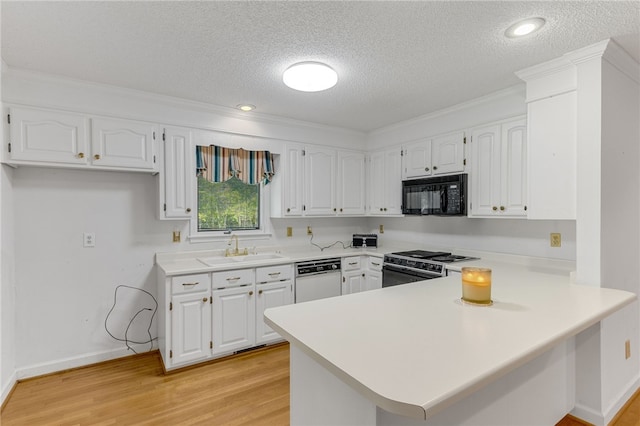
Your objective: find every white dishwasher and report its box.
[295,258,342,303]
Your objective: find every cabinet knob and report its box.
[433,166,438,171]
[500,206,505,211]
[492,206,498,211]
[286,208,291,213]
[77,152,85,159]
[202,297,208,303]
[186,208,191,213]
[425,167,430,172]
[340,208,343,212]
[380,208,383,212]
[383,208,387,211]
[249,291,254,296]
[259,289,263,295]
[333,208,337,212]
[94,154,100,160]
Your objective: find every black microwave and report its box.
[402,174,467,216]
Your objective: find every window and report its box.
[191,144,275,241]
[197,176,260,231]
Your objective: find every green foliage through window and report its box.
[197,176,260,231]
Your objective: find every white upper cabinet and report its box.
[304,146,336,216]
[272,144,366,218]
[402,131,465,180]
[91,117,157,170]
[336,151,366,215]
[368,147,402,215]
[5,106,158,172]
[402,139,432,179]
[469,117,527,218]
[160,126,193,220]
[527,92,576,220]
[432,131,465,175]
[7,106,90,165]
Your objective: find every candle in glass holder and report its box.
[461,267,492,304]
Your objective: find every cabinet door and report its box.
[162,126,193,219]
[8,106,89,165]
[212,286,256,355]
[256,281,293,344]
[342,271,365,295]
[282,145,304,216]
[304,146,336,215]
[432,131,465,175]
[171,291,211,366]
[91,117,157,170]
[368,151,386,214]
[337,151,366,215]
[384,148,403,215]
[501,119,527,217]
[527,92,576,220]
[402,139,431,179]
[470,125,501,216]
[364,270,382,291]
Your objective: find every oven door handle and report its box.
[382,263,441,279]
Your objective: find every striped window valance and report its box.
[196,145,275,185]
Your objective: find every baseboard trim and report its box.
[604,377,640,425]
[571,376,640,426]
[1,370,18,412]
[15,347,152,381]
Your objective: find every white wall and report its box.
[367,216,575,260]
[1,165,16,402]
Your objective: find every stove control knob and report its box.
[332,264,338,270]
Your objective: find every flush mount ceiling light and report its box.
[236,104,256,112]
[505,17,546,38]
[283,61,338,92]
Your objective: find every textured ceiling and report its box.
[2,1,639,132]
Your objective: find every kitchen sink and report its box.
[198,253,288,266]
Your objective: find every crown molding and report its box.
[602,39,640,84]
[368,84,525,137]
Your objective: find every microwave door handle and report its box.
[440,188,447,213]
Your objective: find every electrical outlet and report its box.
[172,231,181,243]
[307,226,313,235]
[625,340,631,359]
[379,224,384,234]
[550,233,561,247]
[83,232,95,248]
[286,227,293,237]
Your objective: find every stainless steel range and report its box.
[382,250,478,287]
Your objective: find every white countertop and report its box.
[264,268,635,420]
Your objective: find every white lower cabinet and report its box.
[212,285,256,355]
[171,291,212,366]
[342,256,382,295]
[364,257,383,291]
[211,269,255,355]
[256,264,293,344]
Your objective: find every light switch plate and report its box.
[286,227,293,237]
[550,233,561,247]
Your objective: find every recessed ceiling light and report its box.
[505,17,546,38]
[283,62,338,92]
[237,104,256,112]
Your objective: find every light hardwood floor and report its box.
[2,343,638,425]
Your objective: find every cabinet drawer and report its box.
[342,256,361,271]
[171,273,210,295]
[256,264,293,283]
[212,268,254,289]
[367,256,383,271]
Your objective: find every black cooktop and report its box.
[390,250,451,259]
[388,250,478,263]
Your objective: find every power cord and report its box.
[309,232,353,251]
[105,285,158,354]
